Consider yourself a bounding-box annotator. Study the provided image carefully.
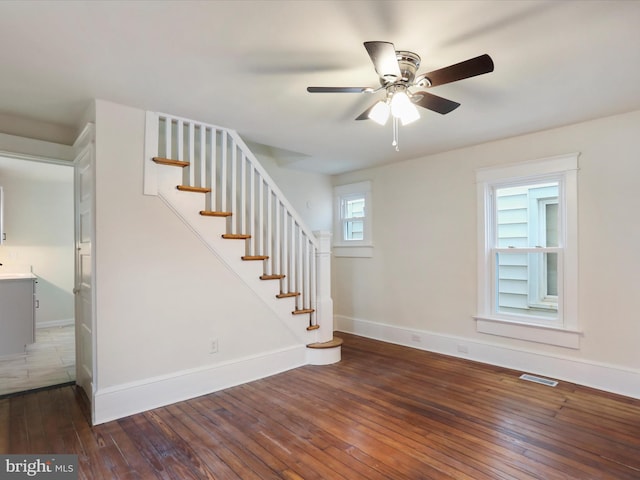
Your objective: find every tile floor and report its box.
[0,324,75,397]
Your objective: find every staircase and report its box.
[143,111,341,364]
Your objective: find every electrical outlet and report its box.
[210,338,218,354]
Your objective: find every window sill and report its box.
[333,244,373,258]
[473,315,582,349]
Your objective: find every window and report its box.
[333,181,372,257]
[494,182,559,318]
[475,154,580,348]
[342,194,365,241]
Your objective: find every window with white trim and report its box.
[475,154,580,348]
[333,181,373,257]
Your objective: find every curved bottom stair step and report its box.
[307,337,343,349]
[306,336,343,365]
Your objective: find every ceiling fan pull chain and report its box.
[392,116,399,151]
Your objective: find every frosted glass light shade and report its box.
[390,91,420,125]
[368,101,390,125]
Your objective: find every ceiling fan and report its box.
[307,41,494,150]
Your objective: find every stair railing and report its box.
[144,112,329,332]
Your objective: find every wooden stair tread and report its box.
[260,274,285,280]
[152,157,190,167]
[200,210,232,217]
[292,308,314,315]
[222,234,251,239]
[176,185,211,193]
[307,337,344,349]
[276,292,300,298]
[306,325,320,331]
[242,255,269,261]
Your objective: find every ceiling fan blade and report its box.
[355,103,377,121]
[411,91,460,115]
[364,41,401,81]
[307,86,372,93]
[421,54,494,87]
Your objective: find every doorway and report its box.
[0,155,75,397]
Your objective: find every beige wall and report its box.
[333,109,640,373]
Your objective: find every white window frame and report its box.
[474,153,581,348]
[333,181,373,258]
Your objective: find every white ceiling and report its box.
[0,0,639,175]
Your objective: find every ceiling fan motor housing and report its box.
[395,51,421,84]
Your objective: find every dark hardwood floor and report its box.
[2,332,639,479]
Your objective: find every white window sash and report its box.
[333,181,373,249]
[475,153,580,345]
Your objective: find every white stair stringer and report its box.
[156,164,319,346]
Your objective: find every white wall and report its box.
[0,158,74,326]
[93,100,304,396]
[333,109,640,397]
[248,142,333,232]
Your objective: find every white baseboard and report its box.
[336,314,640,400]
[93,345,307,425]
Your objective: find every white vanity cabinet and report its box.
[0,275,36,356]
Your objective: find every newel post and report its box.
[314,231,334,343]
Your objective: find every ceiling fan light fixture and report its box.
[307,41,495,151]
[390,91,420,125]
[368,100,390,125]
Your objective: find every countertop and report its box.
[0,272,37,280]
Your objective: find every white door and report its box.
[74,124,96,422]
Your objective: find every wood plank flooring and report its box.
[2,332,639,479]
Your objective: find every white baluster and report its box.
[273,199,280,278]
[258,177,264,257]
[289,215,296,296]
[164,116,171,159]
[249,165,256,254]
[310,243,317,326]
[230,140,237,234]
[209,128,217,211]
[240,152,246,236]
[266,186,273,275]
[282,209,288,289]
[177,120,184,161]
[220,132,227,212]
[188,122,195,187]
[304,236,310,310]
[199,125,205,189]
[176,120,185,186]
